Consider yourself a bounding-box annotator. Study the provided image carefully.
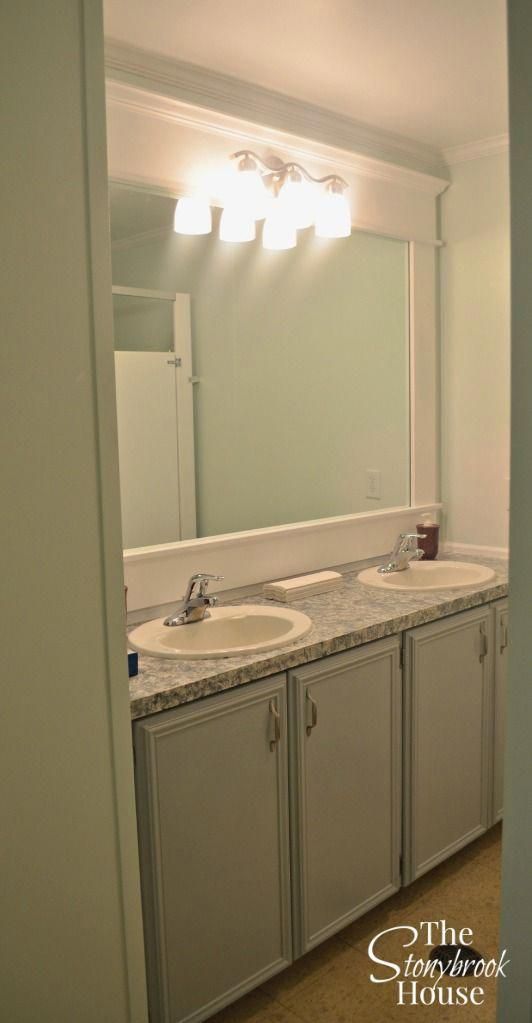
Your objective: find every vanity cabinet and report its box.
[133,675,292,1023]
[133,598,507,1022]
[403,606,493,883]
[289,638,402,955]
[492,599,508,822]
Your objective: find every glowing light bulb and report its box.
[219,204,256,243]
[315,186,351,239]
[173,197,212,235]
[262,200,297,250]
[223,155,271,221]
[278,172,316,230]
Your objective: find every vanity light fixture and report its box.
[222,150,351,248]
[173,196,212,235]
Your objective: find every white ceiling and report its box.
[104,0,508,152]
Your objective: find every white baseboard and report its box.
[443,541,509,560]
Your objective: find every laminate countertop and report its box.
[128,553,508,720]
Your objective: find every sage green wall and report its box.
[113,219,409,537]
[440,151,511,549]
[1,4,147,1021]
[498,2,532,1018]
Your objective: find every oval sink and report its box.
[358,560,496,592]
[129,604,312,660]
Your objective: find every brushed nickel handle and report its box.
[269,700,281,752]
[500,620,508,654]
[479,623,488,663]
[306,693,318,737]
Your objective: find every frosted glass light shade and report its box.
[223,162,270,220]
[219,205,256,243]
[173,197,212,235]
[239,167,270,220]
[262,204,297,250]
[279,176,316,230]
[315,190,351,239]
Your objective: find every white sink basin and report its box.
[358,560,496,592]
[128,604,312,660]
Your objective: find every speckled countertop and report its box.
[128,553,508,720]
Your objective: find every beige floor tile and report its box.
[340,889,410,951]
[275,942,496,1023]
[345,828,502,960]
[212,827,501,1023]
[208,988,305,1023]
[261,936,348,1003]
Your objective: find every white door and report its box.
[114,350,181,548]
[112,288,196,546]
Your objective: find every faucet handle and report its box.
[392,532,426,557]
[401,532,427,546]
[185,572,224,599]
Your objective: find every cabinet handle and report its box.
[269,700,281,752]
[306,693,318,737]
[478,623,488,663]
[500,620,509,654]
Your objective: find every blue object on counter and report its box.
[128,650,138,678]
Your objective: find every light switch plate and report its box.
[366,469,381,499]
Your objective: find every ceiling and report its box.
[104,0,508,153]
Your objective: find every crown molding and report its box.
[106,78,449,200]
[443,134,509,166]
[105,38,449,185]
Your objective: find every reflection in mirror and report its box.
[110,182,410,548]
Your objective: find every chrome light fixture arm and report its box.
[231,150,348,191]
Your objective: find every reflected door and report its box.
[112,289,196,547]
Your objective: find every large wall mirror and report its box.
[110,182,411,549]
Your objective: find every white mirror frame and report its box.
[105,70,446,612]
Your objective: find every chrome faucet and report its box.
[163,573,224,627]
[378,533,427,574]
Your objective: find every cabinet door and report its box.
[404,607,493,883]
[134,675,292,1023]
[289,637,402,956]
[492,599,508,823]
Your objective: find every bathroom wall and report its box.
[499,3,532,1016]
[440,150,510,550]
[1,4,147,1020]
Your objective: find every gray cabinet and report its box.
[134,675,292,1023]
[403,606,493,883]
[133,598,506,1021]
[492,599,508,823]
[289,637,402,955]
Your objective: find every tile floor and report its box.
[211,825,502,1023]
